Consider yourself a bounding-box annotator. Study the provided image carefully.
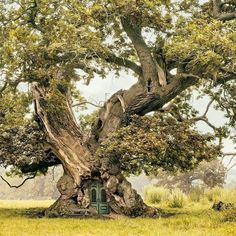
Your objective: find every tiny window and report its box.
[101,189,107,203]
[91,189,97,202]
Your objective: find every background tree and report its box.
[151,159,227,193]
[0,0,235,217]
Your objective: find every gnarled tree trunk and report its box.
[31,13,199,218]
[32,81,159,218]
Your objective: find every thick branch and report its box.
[102,52,142,76]
[121,16,162,86]
[49,51,142,77]
[88,73,200,147]
[32,81,95,185]
[223,152,236,156]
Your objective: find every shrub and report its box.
[168,188,187,208]
[144,186,170,204]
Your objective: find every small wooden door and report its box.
[90,181,110,214]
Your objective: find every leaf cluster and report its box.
[98,113,220,175]
[0,124,46,171]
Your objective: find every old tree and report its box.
[0,0,235,217]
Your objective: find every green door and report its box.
[90,181,110,214]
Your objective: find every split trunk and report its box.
[32,81,160,217]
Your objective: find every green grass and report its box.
[1,200,236,236]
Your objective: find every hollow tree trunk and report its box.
[32,81,158,217]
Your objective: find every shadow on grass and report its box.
[0,207,115,219]
[0,207,45,218]
[0,206,190,220]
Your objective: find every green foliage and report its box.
[0,0,235,179]
[79,110,99,133]
[0,124,46,170]
[213,83,236,127]
[98,114,219,175]
[0,89,32,131]
[165,19,236,79]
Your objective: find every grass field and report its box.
[0,200,236,236]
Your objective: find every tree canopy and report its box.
[0,0,235,177]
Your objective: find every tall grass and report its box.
[144,185,236,208]
[144,186,170,204]
[189,186,205,202]
[205,187,236,204]
[168,189,187,208]
[144,186,187,208]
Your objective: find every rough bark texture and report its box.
[32,81,159,218]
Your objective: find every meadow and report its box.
[1,187,236,236]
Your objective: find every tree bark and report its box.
[32,81,159,217]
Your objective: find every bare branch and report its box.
[72,101,102,108]
[223,152,236,156]
[226,155,235,167]
[203,98,215,117]
[227,163,236,171]
[192,117,217,130]
[0,172,37,188]
[189,98,215,123]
